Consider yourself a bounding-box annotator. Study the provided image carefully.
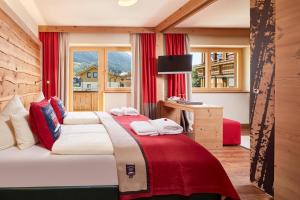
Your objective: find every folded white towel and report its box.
[130,121,158,136]
[121,107,139,116]
[111,107,139,116]
[110,108,124,116]
[149,118,183,135]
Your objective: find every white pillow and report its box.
[10,110,37,149]
[0,95,26,150]
[0,117,16,150]
[0,95,26,119]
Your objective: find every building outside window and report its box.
[191,48,243,92]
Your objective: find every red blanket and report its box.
[114,115,240,200]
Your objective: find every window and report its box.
[93,72,98,78]
[87,84,91,90]
[87,72,92,78]
[106,47,131,91]
[70,47,131,95]
[191,48,242,92]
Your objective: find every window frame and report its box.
[191,47,244,93]
[104,47,132,93]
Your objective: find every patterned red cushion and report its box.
[50,97,66,124]
[29,100,61,150]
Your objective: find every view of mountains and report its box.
[73,51,131,75]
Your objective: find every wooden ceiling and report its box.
[38,0,249,37]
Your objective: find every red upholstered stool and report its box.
[223,118,241,145]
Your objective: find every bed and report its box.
[63,111,101,125]
[0,112,239,200]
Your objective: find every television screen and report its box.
[157,54,192,74]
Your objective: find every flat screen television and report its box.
[157,54,192,74]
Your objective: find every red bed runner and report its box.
[113,115,240,200]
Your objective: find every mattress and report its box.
[0,145,118,187]
[52,124,114,155]
[63,112,100,125]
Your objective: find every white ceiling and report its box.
[8,0,249,28]
[176,0,250,28]
[30,0,189,26]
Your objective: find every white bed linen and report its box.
[63,112,100,125]
[0,145,118,187]
[52,125,114,155]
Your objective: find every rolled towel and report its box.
[121,107,139,116]
[130,121,158,136]
[149,118,183,135]
[110,108,124,116]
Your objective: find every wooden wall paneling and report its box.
[250,0,275,196]
[275,0,300,199]
[0,6,41,110]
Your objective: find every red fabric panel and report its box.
[39,32,59,99]
[165,34,186,98]
[114,115,240,200]
[223,118,241,145]
[141,33,157,104]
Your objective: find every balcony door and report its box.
[69,47,104,111]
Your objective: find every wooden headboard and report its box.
[0,6,42,111]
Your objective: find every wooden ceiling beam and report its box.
[38,26,155,33]
[166,27,250,37]
[155,0,218,32]
[38,25,249,38]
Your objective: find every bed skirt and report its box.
[0,185,119,200]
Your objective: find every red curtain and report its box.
[165,34,186,98]
[141,33,157,119]
[39,32,59,99]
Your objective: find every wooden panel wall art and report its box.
[0,7,41,110]
[250,0,275,196]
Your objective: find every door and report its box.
[69,47,104,111]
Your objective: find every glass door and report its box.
[69,48,104,111]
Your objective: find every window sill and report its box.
[192,88,250,93]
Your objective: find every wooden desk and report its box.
[158,101,223,149]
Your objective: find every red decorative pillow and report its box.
[29,100,61,150]
[50,97,66,124]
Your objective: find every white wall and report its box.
[192,93,249,124]
[190,35,249,47]
[104,93,131,111]
[69,33,130,46]
[190,35,250,124]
